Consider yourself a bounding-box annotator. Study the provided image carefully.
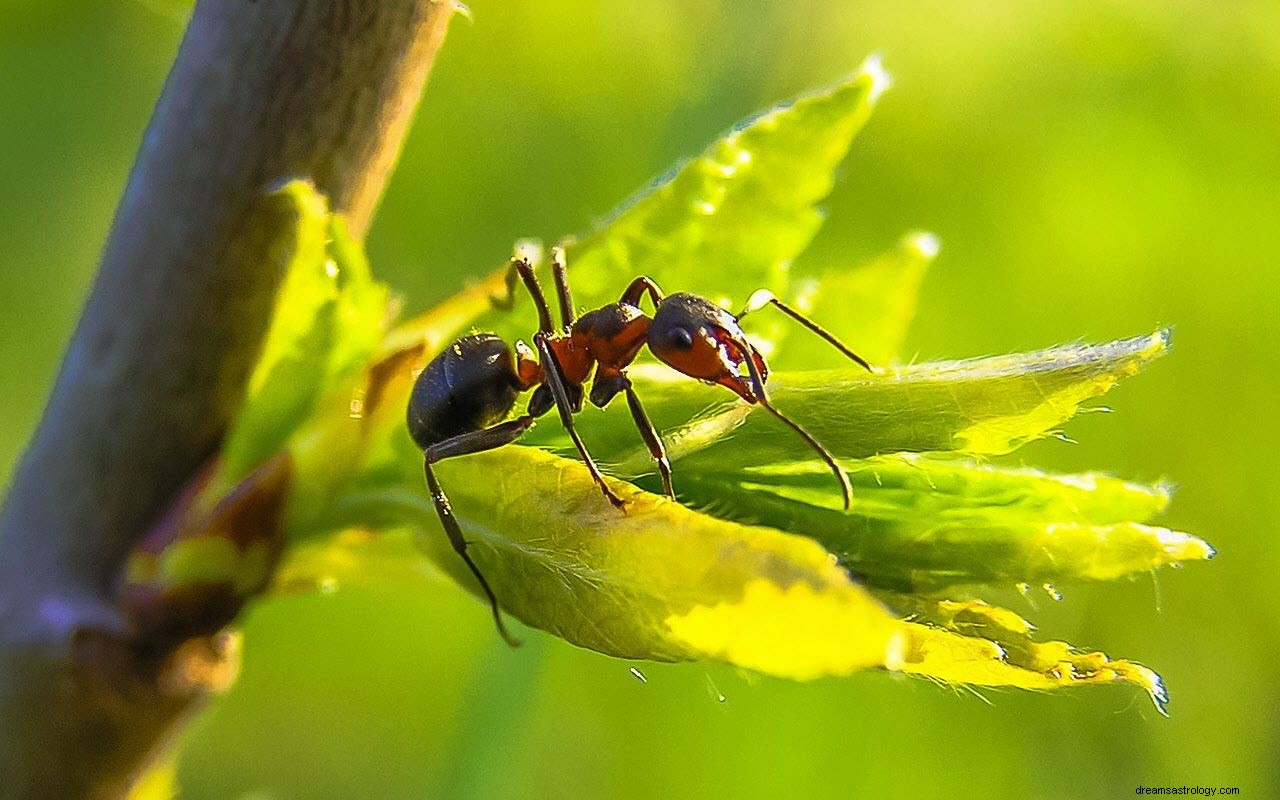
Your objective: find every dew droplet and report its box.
[909,232,941,259]
[861,53,893,103]
[705,674,727,703]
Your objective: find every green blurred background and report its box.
[2,1,1277,797]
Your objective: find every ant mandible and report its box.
[406,246,873,646]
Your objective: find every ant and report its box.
[406,247,873,646]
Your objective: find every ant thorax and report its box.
[549,301,652,386]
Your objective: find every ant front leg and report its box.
[535,336,625,508]
[589,372,674,499]
[422,415,536,648]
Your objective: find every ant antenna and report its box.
[736,336,854,511]
[758,400,854,510]
[738,289,874,372]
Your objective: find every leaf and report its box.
[332,443,903,679]
[215,180,389,512]
[885,596,1169,713]
[385,59,893,371]
[319,436,1178,707]
[570,329,1174,472]
[226,66,1206,710]
[461,57,890,340]
[666,456,1212,592]
[325,215,391,383]
[216,180,334,488]
[779,231,939,368]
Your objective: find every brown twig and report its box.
[0,2,459,796]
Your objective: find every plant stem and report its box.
[0,1,458,796]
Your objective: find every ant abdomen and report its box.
[407,333,524,449]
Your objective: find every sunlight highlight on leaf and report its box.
[331,444,903,673]
[664,578,899,680]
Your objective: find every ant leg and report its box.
[622,381,674,499]
[492,257,557,333]
[550,245,576,327]
[421,416,535,648]
[535,336,625,507]
[737,289,874,372]
[619,276,665,310]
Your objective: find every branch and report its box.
[0,1,458,796]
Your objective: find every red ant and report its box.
[407,247,873,646]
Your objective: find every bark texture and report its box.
[0,2,457,796]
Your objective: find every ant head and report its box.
[647,293,769,402]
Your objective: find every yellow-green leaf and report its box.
[666,456,1212,592]
[884,596,1169,713]
[216,181,388,509]
[332,444,903,677]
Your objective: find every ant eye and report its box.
[668,327,695,350]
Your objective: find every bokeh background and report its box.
[3,1,1277,797]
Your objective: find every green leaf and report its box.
[325,215,390,382]
[667,456,1212,592]
[216,180,335,488]
[573,329,1174,472]
[318,438,1176,708]
[779,231,939,368]
[215,181,388,501]
[508,57,890,322]
[388,59,894,367]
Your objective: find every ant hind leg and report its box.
[421,415,536,647]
